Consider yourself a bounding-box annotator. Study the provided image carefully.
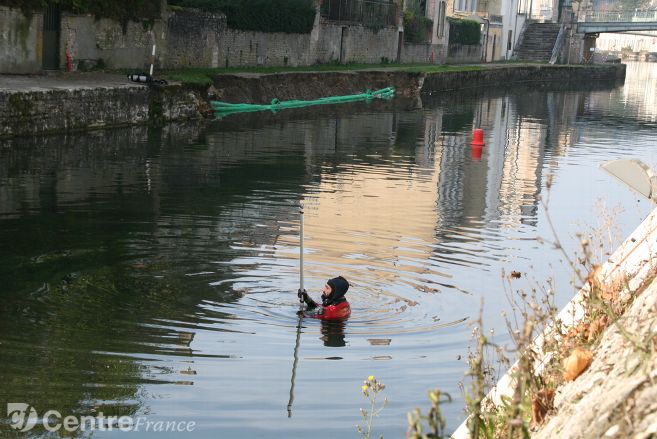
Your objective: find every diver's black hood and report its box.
[323,276,349,306]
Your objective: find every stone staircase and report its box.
[514,22,561,62]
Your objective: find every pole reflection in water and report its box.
[287,313,304,418]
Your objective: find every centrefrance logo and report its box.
[6,403,196,433]
[7,403,38,432]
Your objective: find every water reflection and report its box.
[0,63,656,438]
[320,320,347,347]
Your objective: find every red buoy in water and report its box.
[471,128,485,146]
[471,144,483,161]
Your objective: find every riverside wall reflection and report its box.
[432,87,584,230]
[586,62,657,127]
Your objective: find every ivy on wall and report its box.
[447,18,480,45]
[2,0,315,33]
[403,10,433,43]
[0,0,162,21]
[0,0,39,11]
[168,0,316,34]
[1,0,315,34]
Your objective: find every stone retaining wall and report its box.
[166,9,227,68]
[0,84,205,138]
[219,28,312,68]
[420,64,626,93]
[60,14,167,71]
[1,6,434,73]
[335,25,400,64]
[0,64,625,138]
[0,5,549,73]
[0,7,43,73]
[447,43,482,63]
[400,42,446,64]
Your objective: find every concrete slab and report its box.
[0,72,145,92]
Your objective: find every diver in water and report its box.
[298,276,351,320]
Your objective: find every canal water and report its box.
[1,62,656,438]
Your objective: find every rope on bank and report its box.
[211,87,396,117]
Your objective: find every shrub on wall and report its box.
[403,10,433,44]
[0,0,42,12]
[0,0,162,21]
[447,18,480,45]
[67,0,161,22]
[169,0,316,33]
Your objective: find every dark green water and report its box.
[1,62,656,438]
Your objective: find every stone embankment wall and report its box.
[420,64,626,93]
[0,83,206,138]
[0,64,625,138]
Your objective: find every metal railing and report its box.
[584,10,657,22]
[320,0,398,27]
[549,23,565,65]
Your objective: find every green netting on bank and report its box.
[211,87,395,117]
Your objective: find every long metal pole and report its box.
[288,206,306,417]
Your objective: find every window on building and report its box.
[455,0,477,12]
[507,30,513,50]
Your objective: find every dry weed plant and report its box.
[403,175,656,439]
[463,300,508,439]
[457,173,657,438]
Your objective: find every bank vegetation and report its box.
[406,192,657,438]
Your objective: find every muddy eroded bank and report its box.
[209,64,625,103]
